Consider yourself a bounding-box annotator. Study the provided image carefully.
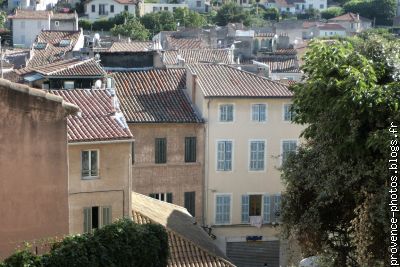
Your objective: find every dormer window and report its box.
[34,42,47,50]
[59,39,71,47]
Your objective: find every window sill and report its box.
[81,176,100,180]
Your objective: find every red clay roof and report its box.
[27,30,82,67]
[329,12,372,22]
[187,64,293,98]
[256,57,300,73]
[163,49,232,65]
[113,69,202,123]
[50,89,133,142]
[107,41,153,52]
[8,10,50,19]
[166,36,208,50]
[318,23,346,31]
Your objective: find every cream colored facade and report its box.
[68,141,132,234]
[185,70,305,266]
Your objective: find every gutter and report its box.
[68,139,134,146]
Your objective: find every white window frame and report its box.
[218,103,235,123]
[248,139,267,172]
[282,103,295,122]
[214,193,232,225]
[280,139,298,166]
[216,139,234,172]
[251,103,268,123]
[81,149,100,179]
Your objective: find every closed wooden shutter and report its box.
[227,241,280,267]
[184,137,196,163]
[102,206,112,226]
[83,207,92,233]
[184,192,195,216]
[166,193,173,203]
[155,138,167,163]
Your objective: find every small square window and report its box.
[91,4,95,12]
[110,5,114,12]
[81,150,99,178]
[54,20,60,27]
[59,39,71,47]
[124,5,129,11]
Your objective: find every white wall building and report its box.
[264,0,327,13]
[139,2,188,15]
[7,0,58,11]
[317,23,346,37]
[85,0,136,21]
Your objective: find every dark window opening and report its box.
[155,138,167,164]
[185,137,196,163]
[92,206,99,229]
[184,191,196,216]
[249,195,262,216]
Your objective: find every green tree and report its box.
[214,3,251,26]
[111,18,150,41]
[140,11,176,37]
[320,6,345,19]
[263,7,279,21]
[0,11,6,28]
[296,8,320,19]
[281,35,400,266]
[173,8,206,28]
[344,0,396,26]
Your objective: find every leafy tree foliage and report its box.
[173,8,206,28]
[111,17,150,41]
[262,7,279,21]
[320,6,345,19]
[140,11,176,37]
[296,8,320,20]
[344,0,396,26]
[281,34,400,266]
[214,3,251,26]
[1,219,169,267]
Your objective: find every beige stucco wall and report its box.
[130,123,205,223]
[68,141,132,234]
[0,83,70,259]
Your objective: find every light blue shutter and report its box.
[227,105,233,121]
[260,104,266,121]
[263,194,271,223]
[275,194,282,223]
[241,195,249,223]
[83,207,92,233]
[217,142,225,170]
[252,105,259,121]
[225,141,232,171]
[102,206,112,226]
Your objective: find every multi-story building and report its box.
[0,80,78,259]
[264,0,327,13]
[328,12,372,35]
[84,0,136,21]
[8,10,79,49]
[185,64,304,267]
[113,69,205,222]
[50,89,134,234]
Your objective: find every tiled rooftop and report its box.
[318,23,346,30]
[17,58,105,77]
[27,30,82,67]
[107,41,154,52]
[255,57,300,73]
[8,10,50,19]
[113,69,202,123]
[329,12,372,22]
[131,192,236,267]
[50,89,133,143]
[163,49,233,65]
[166,36,208,50]
[187,64,293,98]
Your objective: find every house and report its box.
[84,0,136,21]
[156,48,234,68]
[328,12,372,35]
[316,23,346,37]
[113,68,205,222]
[138,1,189,16]
[0,79,78,259]
[7,0,57,11]
[50,89,134,234]
[14,57,106,89]
[131,192,236,267]
[265,0,327,13]
[27,30,84,67]
[8,10,79,49]
[185,64,305,267]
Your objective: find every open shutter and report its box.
[241,195,249,223]
[275,194,282,223]
[102,206,112,226]
[263,194,271,223]
[83,207,92,233]
[166,193,173,203]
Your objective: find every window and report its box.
[64,81,75,89]
[34,42,47,50]
[196,0,201,5]
[251,104,267,122]
[219,104,234,122]
[149,193,173,203]
[249,140,265,171]
[320,4,324,9]
[59,39,71,47]
[91,4,95,12]
[20,21,25,29]
[124,5,128,11]
[155,138,167,163]
[282,140,297,164]
[309,4,313,8]
[83,206,111,233]
[99,4,106,15]
[185,137,196,163]
[215,194,231,224]
[164,6,168,10]
[153,6,157,12]
[283,104,295,121]
[110,4,114,12]
[54,21,60,27]
[272,194,281,223]
[184,191,196,216]
[217,141,232,171]
[241,194,263,223]
[81,150,99,178]
[263,194,271,223]
[295,3,299,10]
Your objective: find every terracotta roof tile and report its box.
[163,49,233,65]
[188,64,293,98]
[131,193,236,267]
[17,58,105,77]
[113,69,202,123]
[27,30,82,67]
[166,36,208,50]
[317,23,346,30]
[8,10,50,19]
[329,12,372,22]
[50,89,133,142]
[255,57,300,73]
[106,41,154,52]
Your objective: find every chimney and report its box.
[191,73,197,104]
